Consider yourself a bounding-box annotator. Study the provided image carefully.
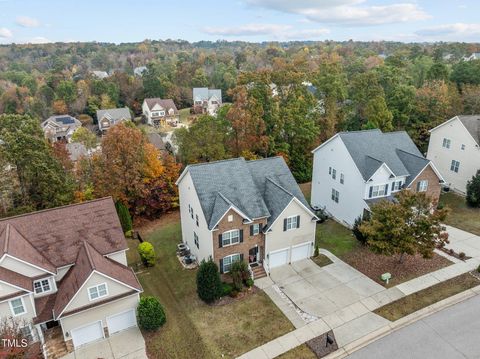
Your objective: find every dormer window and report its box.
[34,278,51,294]
[88,283,108,301]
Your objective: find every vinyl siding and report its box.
[0,256,50,277]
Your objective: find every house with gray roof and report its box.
[192,87,222,116]
[176,157,317,276]
[311,129,444,227]
[41,115,82,143]
[142,98,179,127]
[427,115,480,194]
[96,107,132,133]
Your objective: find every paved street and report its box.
[348,294,480,359]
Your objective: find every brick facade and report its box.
[409,164,442,205]
[212,209,266,272]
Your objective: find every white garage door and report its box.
[269,248,289,269]
[291,242,312,262]
[71,321,104,348]
[107,309,137,334]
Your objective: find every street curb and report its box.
[322,284,480,359]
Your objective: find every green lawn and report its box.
[440,192,480,236]
[132,214,294,359]
[179,108,193,125]
[277,344,316,359]
[374,273,480,321]
[316,220,359,258]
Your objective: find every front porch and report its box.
[42,326,72,359]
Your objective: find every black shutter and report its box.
[296,215,300,228]
[218,234,223,248]
[283,218,287,231]
[259,223,263,233]
[416,181,421,191]
[239,230,244,243]
[240,253,244,262]
[385,183,389,194]
[250,225,253,236]
[219,259,224,274]
[369,186,373,198]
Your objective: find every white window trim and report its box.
[370,184,388,198]
[34,278,52,295]
[252,223,260,235]
[442,138,451,149]
[222,229,240,247]
[286,215,298,231]
[88,283,109,301]
[9,297,26,317]
[392,180,403,192]
[331,188,339,203]
[223,253,241,273]
[418,180,428,192]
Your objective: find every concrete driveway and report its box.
[62,327,147,359]
[444,225,480,258]
[269,257,385,318]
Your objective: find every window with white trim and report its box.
[332,168,336,180]
[328,167,332,175]
[223,253,240,273]
[194,232,199,249]
[370,184,388,198]
[196,214,199,227]
[450,160,460,173]
[331,188,339,203]
[9,298,26,316]
[461,144,465,150]
[227,215,233,222]
[286,216,298,230]
[34,278,51,294]
[340,173,344,184]
[392,181,403,192]
[418,180,428,192]
[222,229,240,246]
[88,283,108,301]
[442,138,451,149]
[252,223,260,235]
[20,326,33,342]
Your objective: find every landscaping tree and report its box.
[196,259,223,303]
[352,215,369,245]
[466,170,480,207]
[137,296,166,331]
[230,260,249,291]
[359,190,449,262]
[115,201,133,233]
[313,244,319,257]
[71,127,97,150]
[138,241,156,267]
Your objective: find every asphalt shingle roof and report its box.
[185,157,311,230]
[193,87,222,102]
[338,129,427,185]
[96,108,132,122]
[457,115,480,145]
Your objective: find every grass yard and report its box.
[312,253,333,267]
[374,273,480,321]
[440,192,480,236]
[316,219,359,258]
[179,108,193,125]
[132,212,294,359]
[277,344,316,359]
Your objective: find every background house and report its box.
[96,107,132,133]
[41,115,82,143]
[142,98,179,127]
[192,88,222,116]
[311,129,444,227]
[176,157,317,275]
[0,198,142,355]
[427,115,480,194]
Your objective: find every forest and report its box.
[1,39,480,218]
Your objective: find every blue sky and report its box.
[0,0,479,44]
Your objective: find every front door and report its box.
[248,247,258,264]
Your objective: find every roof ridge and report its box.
[339,129,381,135]
[396,148,429,160]
[365,154,382,162]
[266,177,293,197]
[186,157,242,168]
[0,197,114,223]
[4,224,10,253]
[82,241,96,271]
[246,156,283,163]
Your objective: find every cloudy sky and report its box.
[0,0,479,44]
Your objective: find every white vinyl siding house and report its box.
[427,115,480,194]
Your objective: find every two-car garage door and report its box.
[70,309,137,348]
[268,242,313,269]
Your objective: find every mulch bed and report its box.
[306,330,338,358]
[214,286,259,306]
[342,246,453,287]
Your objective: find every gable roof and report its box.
[0,266,33,292]
[180,157,313,230]
[193,88,222,102]
[53,241,141,318]
[335,129,429,184]
[41,115,81,129]
[0,198,127,268]
[147,133,167,151]
[457,115,480,145]
[144,98,178,114]
[97,107,132,122]
[0,224,56,274]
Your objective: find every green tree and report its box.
[363,96,394,131]
[137,296,166,331]
[196,259,223,303]
[359,190,449,262]
[71,127,97,150]
[466,170,480,207]
[138,241,156,267]
[115,201,133,232]
[56,80,77,105]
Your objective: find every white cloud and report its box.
[244,0,429,26]
[16,16,40,28]
[0,27,12,38]
[202,23,329,39]
[416,23,480,39]
[28,36,51,44]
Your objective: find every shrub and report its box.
[196,259,223,303]
[466,170,480,207]
[477,264,480,273]
[459,252,466,259]
[449,248,455,255]
[230,260,249,291]
[125,230,133,238]
[138,242,156,267]
[137,296,166,331]
[352,216,369,245]
[245,278,254,288]
[115,201,133,233]
[313,244,319,257]
[222,282,234,297]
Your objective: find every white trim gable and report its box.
[366,162,396,182]
[0,279,32,295]
[210,204,253,231]
[407,162,445,188]
[430,115,480,147]
[0,253,56,276]
[265,197,317,232]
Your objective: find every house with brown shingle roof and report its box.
[0,198,143,352]
[142,98,179,127]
